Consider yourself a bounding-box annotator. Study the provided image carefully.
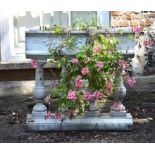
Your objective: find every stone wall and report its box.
[111,12,155,76]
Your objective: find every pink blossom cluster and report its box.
[144,39,153,46]
[133,26,142,34]
[84,91,94,101]
[31,59,38,68]
[71,58,79,64]
[93,45,101,53]
[119,59,127,69]
[81,67,89,75]
[45,111,62,120]
[75,76,83,89]
[127,77,136,87]
[111,101,123,112]
[96,61,104,69]
[93,90,104,100]
[67,90,77,100]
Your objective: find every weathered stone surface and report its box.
[110,111,127,117]
[26,113,133,131]
[25,31,87,58]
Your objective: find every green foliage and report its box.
[61,36,77,49]
[44,25,64,35]
[48,27,123,116]
[71,16,97,30]
[118,29,124,35]
[128,34,135,40]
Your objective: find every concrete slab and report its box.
[26,113,133,131]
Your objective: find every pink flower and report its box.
[133,26,142,34]
[71,58,79,64]
[111,101,124,112]
[67,90,77,100]
[144,39,153,46]
[45,111,53,120]
[93,45,101,53]
[45,111,62,120]
[119,59,127,69]
[127,77,136,87]
[84,91,94,101]
[31,59,38,68]
[54,112,62,119]
[96,61,104,69]
[75,76,83,89]
[81,67,89,75]
[45,94,51,103]
[93,90,104,100]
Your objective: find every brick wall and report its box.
[111,11,155,27]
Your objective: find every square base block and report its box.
[110,111,127,117]
[26,113,133,131]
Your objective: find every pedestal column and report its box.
[32,60,47,119]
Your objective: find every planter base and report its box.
[26,113,133,131]
[110,111,127,117]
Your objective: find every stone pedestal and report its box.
[31,60,47,119]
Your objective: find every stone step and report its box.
[125,75,155,92]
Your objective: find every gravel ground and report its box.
[0,92,155,143]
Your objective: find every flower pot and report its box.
[25,31,87,59]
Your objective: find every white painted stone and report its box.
[132,36,145,75]
[110,111,127,117]
[26,113,133,131]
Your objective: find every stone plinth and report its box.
[26,113,133,131]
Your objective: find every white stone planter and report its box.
[26,31,87,59]
[25,30,134,131]
[25,30,135,58]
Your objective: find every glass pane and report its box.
[71,11,97,25]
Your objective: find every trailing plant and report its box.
[44,25,65,35]
[35,18,137,118]
[47,29,126,117]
